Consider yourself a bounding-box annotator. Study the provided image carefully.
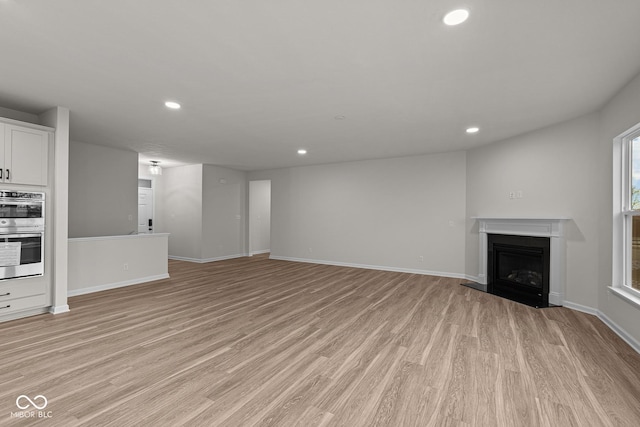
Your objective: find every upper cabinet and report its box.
[0,122,50,186]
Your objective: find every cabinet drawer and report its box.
[0,294,47,315]
[0,281,46,301]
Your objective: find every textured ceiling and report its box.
[1,0,640,170]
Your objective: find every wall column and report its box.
[40,106,70,314]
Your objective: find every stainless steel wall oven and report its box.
[0,191,44,280]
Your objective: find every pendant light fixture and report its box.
[149,160,162,175]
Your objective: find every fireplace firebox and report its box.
[488,234,550,308]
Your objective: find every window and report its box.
[624,132,640,293]
[614,123,640,300]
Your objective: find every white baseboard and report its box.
[49,304,70,314]
[268,255,467,279]
[561,300,597,315]
[1,307,49,322]
[549,291,565,307]
[67,273,170,297]
[250,250,270,256]
[463,274,480,283]
[560,300,640,354]
[169,253,248,263]
[597,310,640,354]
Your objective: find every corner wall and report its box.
[598,71,640,342]
[465,113,601,310]
[160,164,248,262]
[202,165,247,260]
[161,164,203,260]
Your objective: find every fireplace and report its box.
[488,234,550,307]
[472,217,567,306]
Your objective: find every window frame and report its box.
[614,122,640,302]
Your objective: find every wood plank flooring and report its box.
[2,255,640,426]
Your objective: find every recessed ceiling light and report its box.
[466,127,480,134]
[443,9,469,26]
[297,149,307,155]
[334,115,346,120]
[164,101,181,109]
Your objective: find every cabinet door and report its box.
[4,124,49,186]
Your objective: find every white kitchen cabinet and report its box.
[0,118,53,323]
[0,280,47,318]
[0,122,50,186]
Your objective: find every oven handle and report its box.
[0,200,44,204]
[0,233,43,239]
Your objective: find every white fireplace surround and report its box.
[475,217,568,306]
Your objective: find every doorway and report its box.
[138,180,154,234]
[249,180,271,255]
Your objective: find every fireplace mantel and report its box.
[474,217,569,306]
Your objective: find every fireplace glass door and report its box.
[496,247,544,289]
[488,234,550,307]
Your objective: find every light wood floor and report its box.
[2,255,640,426]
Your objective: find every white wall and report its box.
[249,152,467,276]
[160,163,247,261]
[598,71,640,340]
[202,165,247,260]
[0,106,39,124]
[68,140,138,237]
[161,164,203,260]
[466,113,601,309]
[249,180,271,254]
[68,234,169,296]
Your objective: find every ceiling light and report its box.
[164,101,181,109]
[443,9,469,26]
[149,160,162,175]
[297,149,307,155]
[334,115,346,120]
[466,127,480,134]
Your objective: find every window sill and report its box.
[609,286,640,310]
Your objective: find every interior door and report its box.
[138,187,153,234]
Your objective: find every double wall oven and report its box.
[0,191,44,280]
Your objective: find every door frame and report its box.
[138,179,154,234]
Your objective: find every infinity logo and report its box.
[15,395,48,410]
